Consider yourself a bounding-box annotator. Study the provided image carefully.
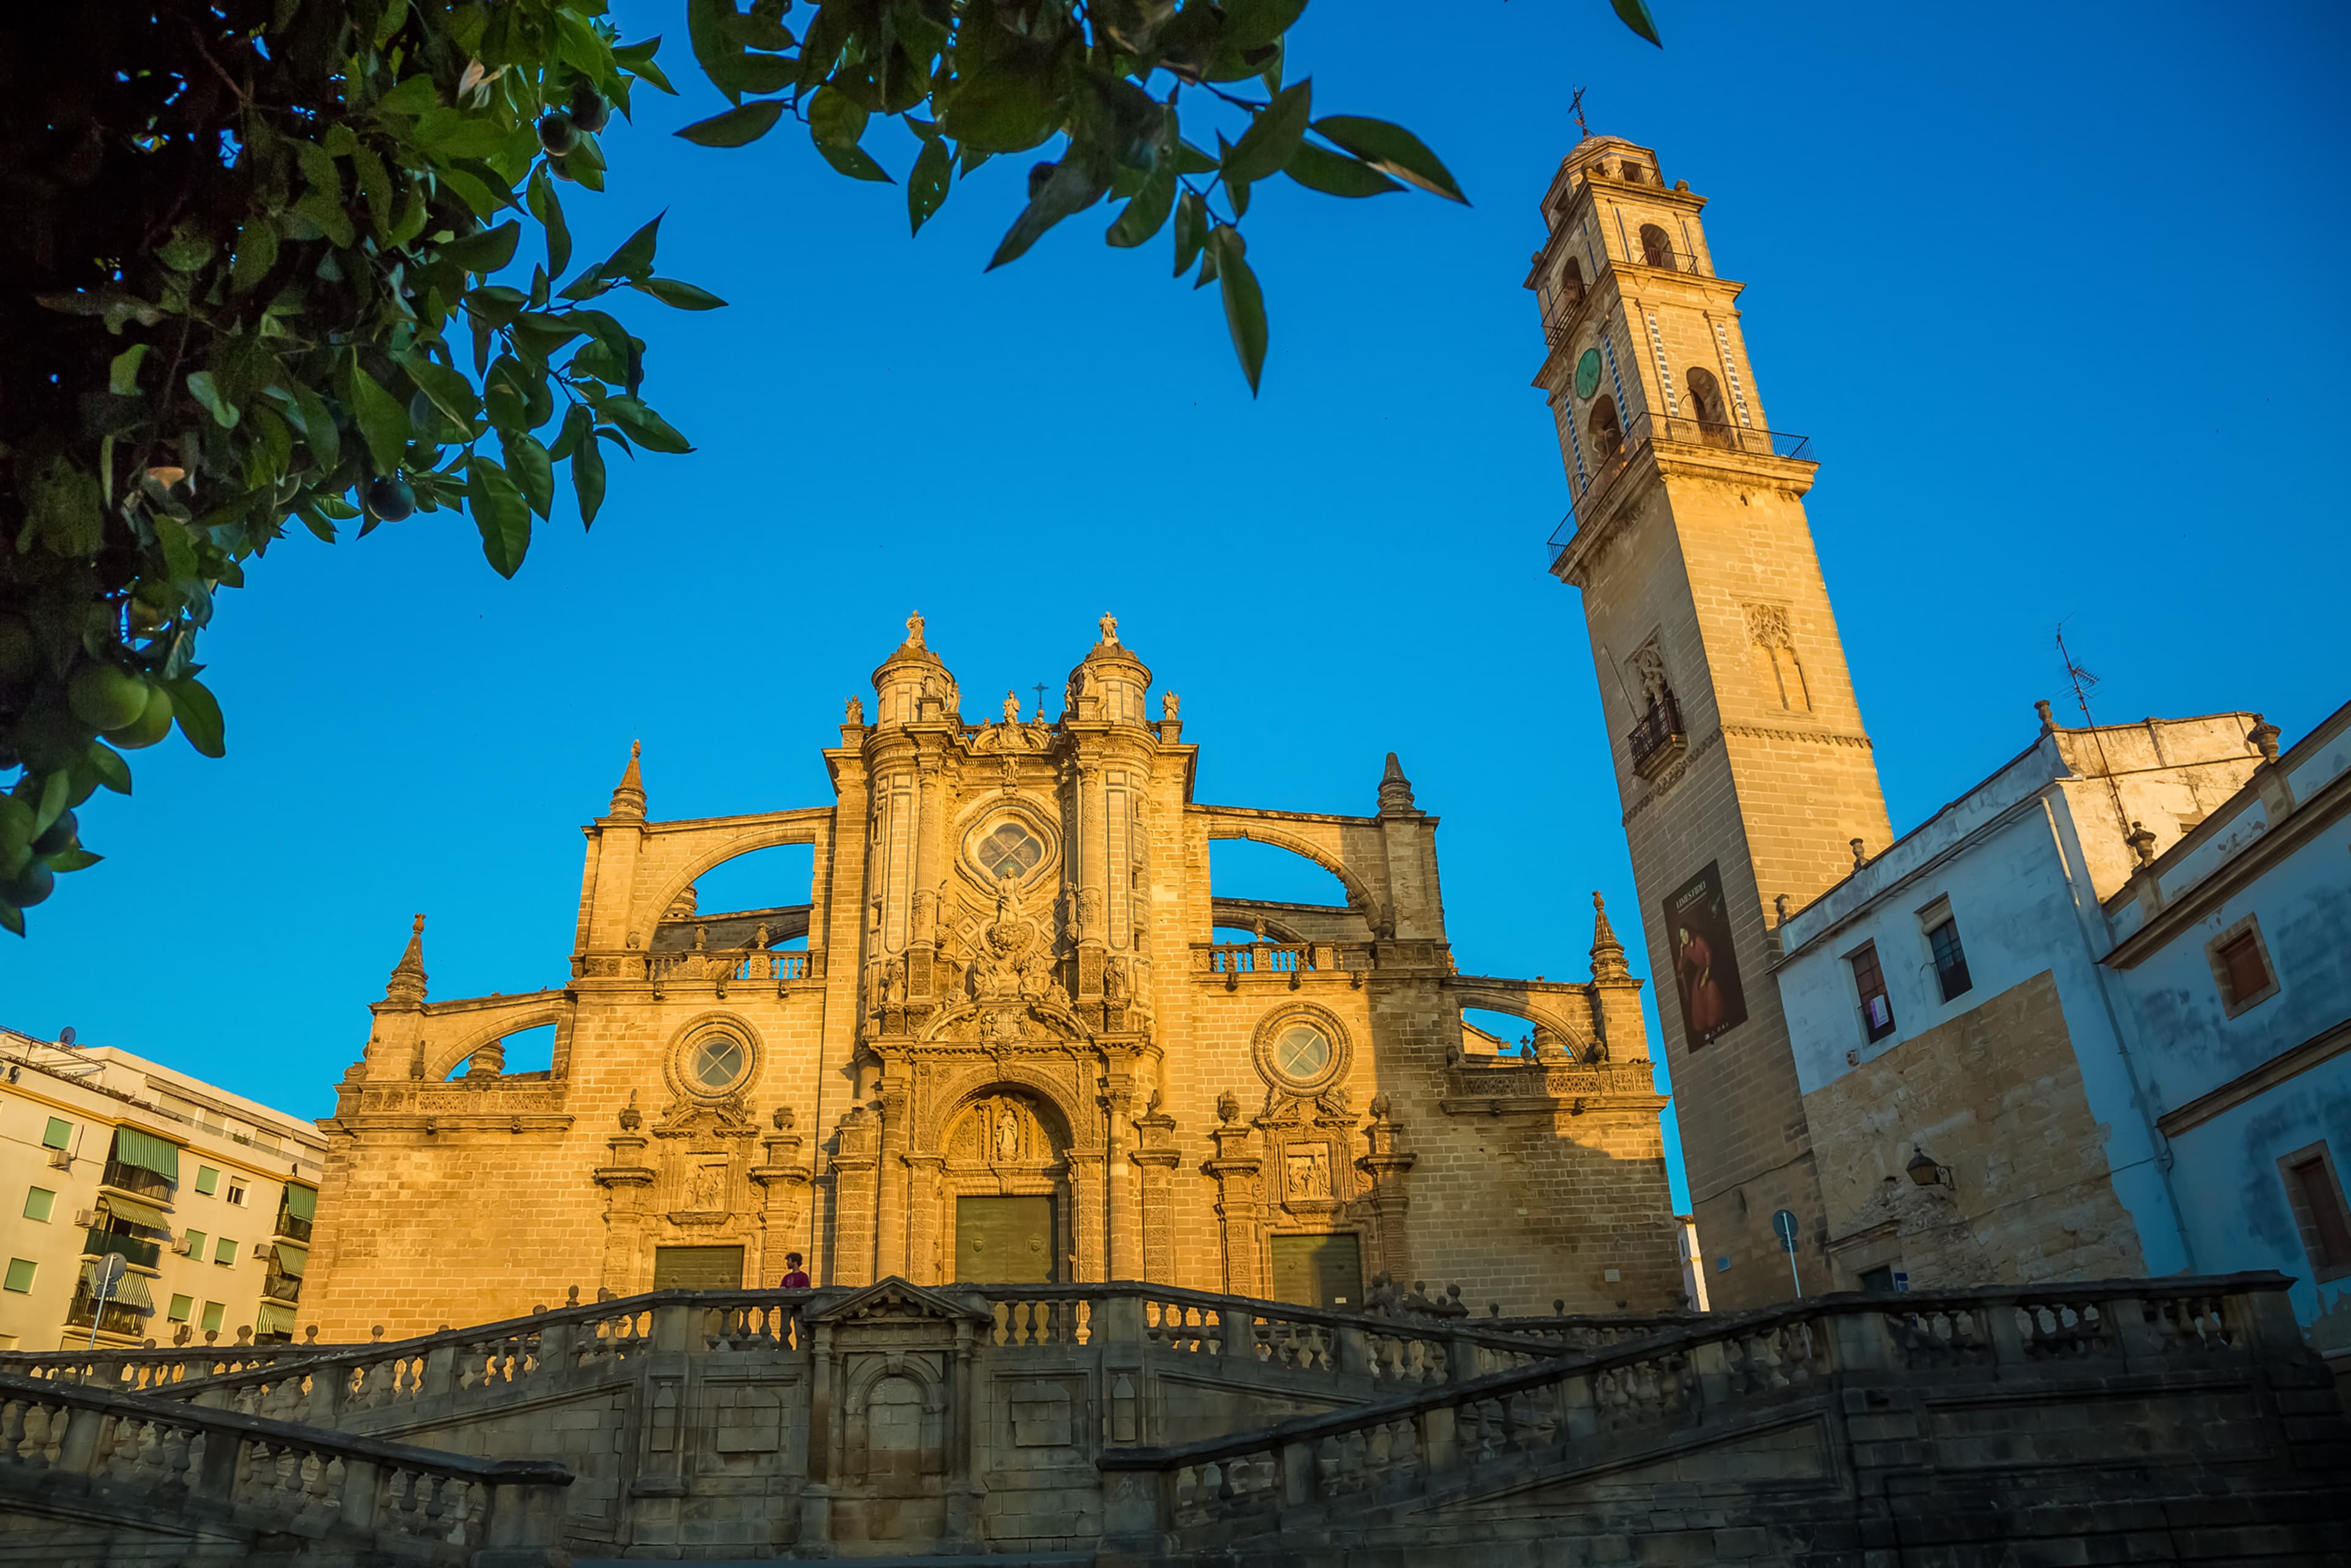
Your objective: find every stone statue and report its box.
[844,695,863,724]
[1002,689,1022,724]
[1098,612,1119,645]
[687,1163,726,1211]
[1629,643,1671,709]
[905,611,926,648]
[1161,689,1180,720]
[994,1105,1021,1161]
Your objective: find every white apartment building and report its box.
[0,1026,325,1351]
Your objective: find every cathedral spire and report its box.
[607,739,646,823]
[1589,891,1629,981]
[1376,752,1417,816]
[383,913,429,1005]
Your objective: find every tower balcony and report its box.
[1627,695,1688,779]
[1548,411,1814,568]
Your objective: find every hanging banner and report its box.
[1662,860,1749,1051]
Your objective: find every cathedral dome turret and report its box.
[1064,613,1152,726]
[871,612,959,726]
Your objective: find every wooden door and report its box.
[1268,1233,1363,1310]
[954,1195,1056,1283]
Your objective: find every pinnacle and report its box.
[1589,891,1630,981]
[1376,752,1417,816]
[607,738,646,823]
[383,913,428,1005]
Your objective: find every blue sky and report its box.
[7,2,2347,1212]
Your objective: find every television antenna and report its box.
[58,1026,77,1046]
[2056,623,2132,842]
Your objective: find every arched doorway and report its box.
[941,1088,1073,1283]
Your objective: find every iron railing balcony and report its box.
[272,1210,314,1244]
[98,1160,174,1204]
[261,1273,304,1305]
[1627,696,1687,779]
[82,1228,162,1272]
[1548,411,1815,566]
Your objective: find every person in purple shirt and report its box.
[779,1253,811,1289]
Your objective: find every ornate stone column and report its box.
[751,1112,810,1286]
[831,1105,880,1286]
[1205,1094,1264,1296]
[876,1078,910,1277]
[1076,760,1108,1003]
[1131,1097,1180,1284]
[1067,1150,1108,1282]
[593,1109,657,1297]
[904,1152,944,1285]
[1355,1095,1419,1286]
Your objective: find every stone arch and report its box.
[639,817,828,935]
[1444,985,1597,1056]
[1202,821,1378,920]
[917,1065,1093,1155]
[425,1002,574,1082]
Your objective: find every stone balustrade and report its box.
[1098,1272,2327,1555]
[0,1369,569,1566]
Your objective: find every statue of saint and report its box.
[1098,612,1119,645]
[904,611,926,648]
[844,696,864,724]
[1161,690,1180,720]
[1002,689,1022,724]
[995,1105,1021,1161]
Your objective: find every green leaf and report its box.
[549,402,593,462]
[676,99,785,147]
[160,677,225,759]
[1307,116,1467,203]
[1611,0,1663,47]
[1106,160,1177,248]
[1173,138,1220,175]
[810,89,893,182]
[47,847,102,874]
[908,136,953,235]
[157,225,216,272]
[598,395,694,454]
[1284,140,1402,197]
[1212,227,1268,395]
[348,363,411,475]
[465,285,528,328]
[527,167,572,277]
[1224,0,1310,51]
[572,422,608,526]
[1169,192,1208,282]
[229,218,279,293]
[601,214,664,281]
[634,277,729,310]
[80,741,132,796]
[938,59,1065,154]
[185,371,240,429]
[503,431,556,519]
[404,353,483,427]
[351,145,394,236]
[988,148,1112,271]
[613,35,675,91]
[441,220,522,275]
[688,0,751,105]
[1224,79,1311,186]
[467,456,533,577]
[722,12,797,50]
[293,384,340,470]
[108,343,149,395]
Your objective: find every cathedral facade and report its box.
[303,618,1682,1337]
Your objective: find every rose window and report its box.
[1273,1024,1333,1084]
[977,823,1044,880]
[691,1033,748,1092]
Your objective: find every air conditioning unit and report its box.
[170,1236,193,1256]
[46,1149,70,1169]
[252,1243,273,1261]
[72,1208,98,1229]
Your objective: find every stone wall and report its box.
[1802,969,2148,1289]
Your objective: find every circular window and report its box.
[689,1033,749,1093]
[975,822,1044,880]
[1273,1024,1332,1082]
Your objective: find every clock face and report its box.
[1574,348,1603,400]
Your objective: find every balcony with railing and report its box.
[272,1207,314,1244]
[1548,410,1815,566]
[98,1159,174,1204]
[81,1227,162,1272]
[647,948,814,985]
[262,1270,304,1305]
[1627,695,1687,779]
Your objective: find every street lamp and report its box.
[1906,1147,1954,1189]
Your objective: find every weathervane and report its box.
[1569,86,1591,141]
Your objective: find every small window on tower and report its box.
[1684,366,1732,446]
[1558,257,1585,311]
[1639,223,1674,268]
[1622,162,1648,184]
[1848,942,1896,1043]
[1587,394,1624,464]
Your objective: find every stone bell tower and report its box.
[1529,133,1892,1308]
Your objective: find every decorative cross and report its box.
[1569,86,1591,141]
[1032,681,1048,718]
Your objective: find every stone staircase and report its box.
[3,1274,2345,1564]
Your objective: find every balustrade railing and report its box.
[0,1370,568,1564]
[1102,1273,2299,1546]
[647,948,811,984]
[1548,410,1816,560]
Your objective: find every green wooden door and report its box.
[955,1196,1056,1282]
[651,1245,744,1289]
[1268,1233,1363,1310]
